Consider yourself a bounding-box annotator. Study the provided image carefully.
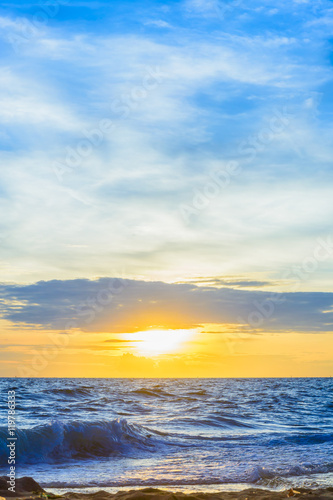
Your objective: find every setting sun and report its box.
[124,328,198,355]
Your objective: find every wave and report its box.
[176,415,255,430]
[0,419,168,464]
[5,418,326,467]
[0,412,260,467]
[39,462,333,489]
[45,387,93,397]
[268,432,333,446]
[249,463,333,485]
[131,388,173,397]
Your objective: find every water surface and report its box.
[0,378,332,490]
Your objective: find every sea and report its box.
[0,378,332,493]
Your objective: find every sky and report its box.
[0,0,333,377]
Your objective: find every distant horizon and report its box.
[2,376,331,379]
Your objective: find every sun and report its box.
[124,328,198,356]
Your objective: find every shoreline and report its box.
[1,478,333,500]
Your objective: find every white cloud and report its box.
[0,4,332,291]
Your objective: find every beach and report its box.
[1,477,333,500]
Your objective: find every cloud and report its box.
[1,277,333,334]
[103,338,139,343]
[0,1,332,291]
[178,277,274,288]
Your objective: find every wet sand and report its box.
[1,478,332,500]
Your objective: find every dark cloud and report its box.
[179,278,273,288]
[103,339,139,343]
[0,277,333,334]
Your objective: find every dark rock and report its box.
[0,476,46,497]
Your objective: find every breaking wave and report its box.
[0,418,167,464]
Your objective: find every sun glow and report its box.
[124,328,198,355]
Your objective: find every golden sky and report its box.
[1,316,332,377]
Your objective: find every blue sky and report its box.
[0,0,333,284]
[0,1,333,376]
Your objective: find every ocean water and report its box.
[0,378,332,491]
